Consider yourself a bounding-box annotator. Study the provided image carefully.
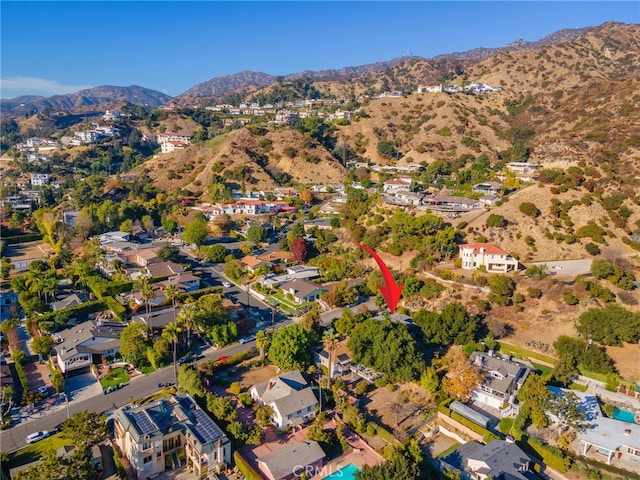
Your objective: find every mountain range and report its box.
[0,24,597,116]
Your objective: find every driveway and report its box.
[529,259,593,276]
[64,372,102,402]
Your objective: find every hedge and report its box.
[233,451,262,480]
[14,362,28,391]
[35,297,126,325]
[176,286,223,302]
[449,411,500,444]
[85,276,134,299]
[2,233,43,245]
[436,402,499,444]
[526,436,570,472]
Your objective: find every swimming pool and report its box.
[323,463,361,480]
[612,407,638,424]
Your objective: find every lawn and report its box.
[99,367,131,389]
[8,433,68,468]
[437,443,461,458]
[497,341,557,365]
[531,362,554,377]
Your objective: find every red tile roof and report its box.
[459,243,510,256]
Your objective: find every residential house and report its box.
[468,351,533,410]
[506,162,539,176]
[102,109,121,121]
[471,182,502,195]
[279,279,326,304]
[256,251,292,266]
[256,440,325,480]
[441,439,535,480]
[312,339,352,378]
[113,394,231,479]
[30,173,49,187]
[258,265,321,289]
[53,319,126,375]
[51,293,88,311]
[382,178,412,193]
[241,256,272,274]
[249,370,318,430]
[303,218,333,231]
[146,261,186,278]
[422,195,483,212]
[133,249,159,267]
[130,273,200,308]
[417,84,443,93]
[0,290,19,322]
[548,387,640,466]
[383,190,425,207]
[459,243,518,273]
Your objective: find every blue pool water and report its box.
[323,463,361,480]
[612,407,637,424]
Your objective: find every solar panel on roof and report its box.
[192,409,224,443]
[178,395,196,410]
[131,410,156,435]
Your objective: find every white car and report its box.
[37,386,49,396]
[239,335,256,344]
[222,282,231,288]
[26,431,49,444]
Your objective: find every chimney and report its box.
[479,247,485,254]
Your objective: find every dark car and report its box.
[177,355,194,365]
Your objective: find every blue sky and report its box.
[1,1,638,99]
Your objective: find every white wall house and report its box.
[30,173,49,186]
[459,243,518,273]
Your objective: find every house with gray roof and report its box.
[113,394,230,479]
[469,351,533,410]
[441,438,536,480]
[548,387,640,467]
[51,292,88,311]
[249,370,318,430]
[256,440,325,480]
[279,278,326,304]
[258,265,321,288]
[53,319,125,375]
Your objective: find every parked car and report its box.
[222,281,231,288]
[26,431,49,444]
[37,386,49,397]
[177,355,194,365]
[239,335,256,344]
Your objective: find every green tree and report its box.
[268,324,312,371]
[348,319,425,382]
[119,322,149,367]
[255,404,274,426]
[204,244,228,263]
[183,215,210,246]
[60,410,108,447]
[1,257,14,281]
[178,364,204,398]
[31,335,53,363]
[414,302,478,345]
[247,225,266,243]
[517,373,550,427]
[519,202,540,218]
[206,393,237,422]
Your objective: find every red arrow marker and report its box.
[357,244,404,314]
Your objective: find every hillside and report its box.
[141,127,346,195]
[0,85,172,117]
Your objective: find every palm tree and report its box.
[322,328,340,390]
[177,303,198,350]
[255,330,272,363]
[162,322,180,386]
[138,277,155,331]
